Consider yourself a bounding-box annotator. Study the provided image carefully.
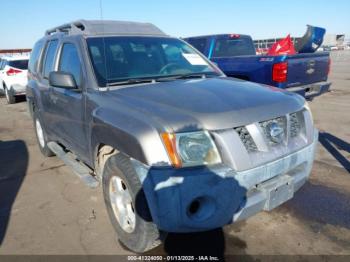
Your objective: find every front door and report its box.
[48,41,89,161]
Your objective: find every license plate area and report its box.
[306,85,321,96]
[258,175,294,211]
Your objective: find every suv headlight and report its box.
[162,131,221,168]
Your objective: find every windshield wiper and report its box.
[106,72,220,86]
[155,72,219,82]
[107,78,156,87]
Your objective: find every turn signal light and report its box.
[161,133,182,168]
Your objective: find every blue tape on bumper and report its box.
[137,133,318,232]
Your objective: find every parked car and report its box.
[184,34,331,99]
[0,55,29,103]
[27,20,318,253]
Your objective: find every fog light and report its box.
[188,199,201,215]
[187,197,216,221]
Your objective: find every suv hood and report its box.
[107,77,305,132]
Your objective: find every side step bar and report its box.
[48,142,99,188]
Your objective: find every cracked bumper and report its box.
[135,131,318,232]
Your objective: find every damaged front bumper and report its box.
[133,130,318,233]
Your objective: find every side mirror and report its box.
[49,71,77,89]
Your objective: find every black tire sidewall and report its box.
[5,86,16,104]
[102,154,160,253]
[33,111,54,157]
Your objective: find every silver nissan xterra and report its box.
[26,20,318,253]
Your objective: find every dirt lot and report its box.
[0,51,349,258]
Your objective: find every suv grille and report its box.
[290,112,301,137]
[234,126,258,152]
[235,111,303,152]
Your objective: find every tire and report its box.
[102,153,162,253]
[5,86,16,104]
[33,110,55,157]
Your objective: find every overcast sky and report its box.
[0,0,349,49]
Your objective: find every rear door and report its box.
[286,52,330,87]
[209,35,259,79]
[38,39,59,135]
[48,41,89,160]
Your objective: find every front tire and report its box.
[102,153,162,253]
[5,86,16,104]
[33,111,55,157]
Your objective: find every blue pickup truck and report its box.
[184,34,331,98]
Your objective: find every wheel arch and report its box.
[90,109,170,173]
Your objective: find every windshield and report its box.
[86,36,222,86]
[212,37,256,57]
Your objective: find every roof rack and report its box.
[45,20,167,37]
[45,21,86,36]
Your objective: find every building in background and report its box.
[253,37,299,54]
[0,49,31,58]
[322,34,345,47]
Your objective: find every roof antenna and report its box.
[99,0,104,20]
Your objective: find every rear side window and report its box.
[186,38,207,54]
[29,41,44,73]
[9,60,28,70]
[212,37,256,57]
[58,43,81,86]
[42,40,58,78]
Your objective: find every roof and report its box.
[45,20,167,37]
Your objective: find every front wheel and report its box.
[33,111,55,157]
[102,153,162,253]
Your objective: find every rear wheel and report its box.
[102,153,162,253]
[33,110,54,157]
[5,86,16,104]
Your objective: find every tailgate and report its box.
[286,52,329,87]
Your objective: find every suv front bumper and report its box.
[135,131,318,232]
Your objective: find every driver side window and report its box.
[59,43,81,86]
